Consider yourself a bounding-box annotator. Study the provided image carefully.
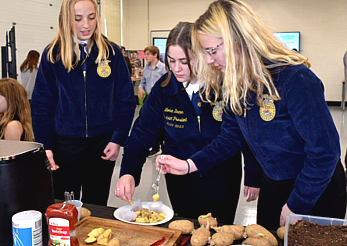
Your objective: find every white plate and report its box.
[113,202,174,226]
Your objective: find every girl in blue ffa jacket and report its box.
[115,22,260,224]
[158,0,347,230]
[31,0,136,205]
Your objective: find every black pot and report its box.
[0,140,54,246]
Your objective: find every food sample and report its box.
[209,231,234,246]
[168,220,194,234]
[135,208,165,223]
[190,226,210,246]
[97,228,112,245]
[198,213,218,227]
[153,193,160,202]
[287,220,347,246]
[85,227,111,244]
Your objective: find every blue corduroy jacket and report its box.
[191,64,341,214]
[120,73,261,187]
[31,41,136,150]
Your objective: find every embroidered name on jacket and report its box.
[164,107,187,128]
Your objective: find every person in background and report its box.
[20,50,40,102]
[157,0,346,230]
[31,0,136,205]
[115,22,259,224]
[138,45,166,155]
[0,78,34,141]
[121,46,132,76]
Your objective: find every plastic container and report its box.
[285,214,347,246]
[12,210,42,246]
[45,203,79,246]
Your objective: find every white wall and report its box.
[0,0,60,82]
[123,0,347,102]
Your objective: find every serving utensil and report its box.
[152,164,163,197]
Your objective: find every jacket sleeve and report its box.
[242,142,262,188]
[284,68,340,214]
[110,46,136,145]
[119,81,165,186]
[190,109,245,176]
[31,48,58,150]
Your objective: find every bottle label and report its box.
[48,218,71,246]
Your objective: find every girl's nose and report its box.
[206,54,215,64]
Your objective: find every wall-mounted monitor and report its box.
[274,32,300,52]
[153,37,167,62]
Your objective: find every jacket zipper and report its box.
[83,71,88,137]
[197,115,201,133]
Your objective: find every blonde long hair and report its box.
[0,78,34,141]
[47,0,114,71]
[192,0,310,115]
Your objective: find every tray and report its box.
[77,216,182,246]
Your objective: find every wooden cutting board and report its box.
[76,216,182,246]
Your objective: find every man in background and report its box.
[138,45,166,155]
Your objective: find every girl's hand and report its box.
[244,186,260,202]
[280,203,293,226]
[156,155,197,175]
[45,150,59,171]
[115,175,135,202]
[102,142,120,161]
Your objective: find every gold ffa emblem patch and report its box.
[212,101,223,121]
[97,60,111,78]
[259,94,276,121]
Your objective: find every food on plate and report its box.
[80,207,91,219]
[168,220,194,234]
[153,193,160,202]
[97,228,112,245]
[198,213,218,227]
[107,238,120,246]
[135,208,165,223]
[242,236,273,246]
[209,231,234,246]
[244,224,278,246]
[276,226,285,240]
[213,225,245,240]
[191,225,211,246]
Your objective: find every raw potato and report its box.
[209,232,234,246]
[243,236,273,246]
[107,238,120,246]
[198,213,218,227]
[244,224,278,246]
[213,225,245,240]
[80,207,91,219]
[191,226,211,246]
[276,226,285,240]
[169,220,194,234]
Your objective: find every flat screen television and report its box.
[153,37,167,62]
[274,32,300,52]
